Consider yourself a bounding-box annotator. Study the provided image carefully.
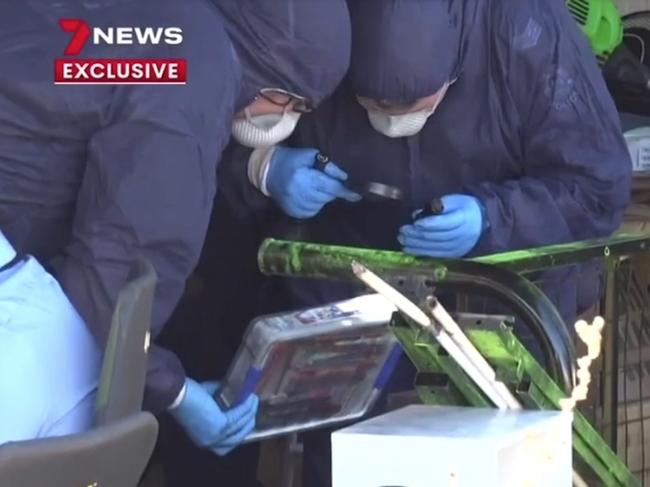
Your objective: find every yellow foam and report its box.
[559,316,605,412]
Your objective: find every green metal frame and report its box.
[258,232,650,442]
[473,233,650,272]
[259,233,649,276]
[258,232,650,485]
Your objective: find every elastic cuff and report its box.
[168,382,187,411]
[247,146,277,197]
[0,254,27,274]
[477,198,491,234]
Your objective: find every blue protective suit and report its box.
[300,0,630,248]
[277,0,632,319]
[0,231,100,443]
[0,0,350,413]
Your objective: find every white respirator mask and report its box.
[231,107,302,148]
[364,82,451,138]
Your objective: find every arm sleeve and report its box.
[52,81,235,412]
[217,142,274,217]
[466,1,632,255]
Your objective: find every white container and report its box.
[624,127,650,173]
[218,293,401,441]
[332,405,573,487]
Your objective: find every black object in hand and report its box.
[414,198,445,221]
[314,152,330,171]
[314,152,403,201]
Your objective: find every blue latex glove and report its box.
[266,147,361,219]
[171,378,259,456]
[398,194,485,258]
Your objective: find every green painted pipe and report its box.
[258,238,449,281]
[258,233,650,277]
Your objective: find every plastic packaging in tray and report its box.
[217,293,402,441]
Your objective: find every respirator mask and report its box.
[232,88,311,148]
[362,81,452,138]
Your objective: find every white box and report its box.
[624,128,650,173]
[332,405,573,487]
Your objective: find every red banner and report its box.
[55,59,187,84]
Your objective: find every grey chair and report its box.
[0,259,158,487]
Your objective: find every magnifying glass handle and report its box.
[314,152,330,171]
[314,152,399,199]
[414,198,445,221]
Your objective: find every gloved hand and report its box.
[266,147,361,219]
[398,194,485,258]
[171,378,259,456]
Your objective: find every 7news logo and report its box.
[55,19,187,85]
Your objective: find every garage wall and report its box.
[618,0,650,15]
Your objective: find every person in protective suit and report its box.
[217,0,631,484]
[243,0,631,319]
[0,0,351,469]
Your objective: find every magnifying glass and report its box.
[314,152,404,201]
[314,152,445,220]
